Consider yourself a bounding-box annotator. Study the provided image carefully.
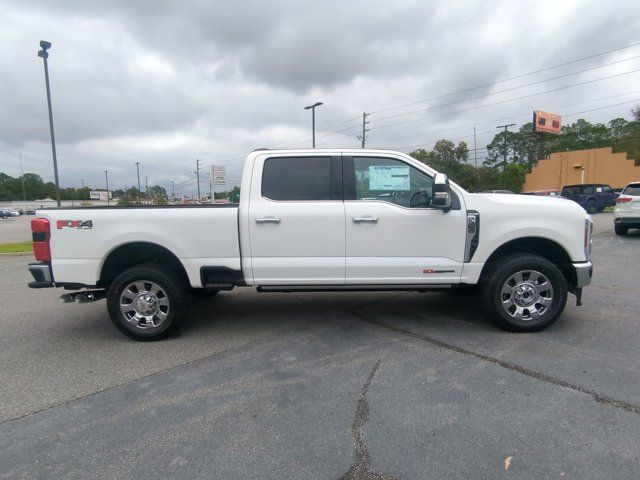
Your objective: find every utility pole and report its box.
[195,159,201,202]
[171,180,175,203]
[135,162,141,202]
[81,178,84,189]
[473,126,479,193]
[145,176,149,201]
[496,123,516,188]
[358,112,370,148]
[19,153,26,201]
[37,40,61,206]
[104,170,110,206]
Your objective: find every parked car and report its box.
[561,184,616,213]
[0,209,10,219]
[481,189,514,194]
[9,210,21,217]
[521,190,562,197]
[26,209,36,215]
[614,181,640,235]
[27,148,593,340]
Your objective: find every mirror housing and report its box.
[431,173,452,211]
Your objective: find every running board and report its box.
[257,284,452,293]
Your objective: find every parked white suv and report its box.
[614,181,640,235]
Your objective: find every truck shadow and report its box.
[180,288,491,339]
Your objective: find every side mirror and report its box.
[431,173,452,211]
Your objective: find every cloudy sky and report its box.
[1,0,640,195]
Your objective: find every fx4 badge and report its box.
[57,220,93,229]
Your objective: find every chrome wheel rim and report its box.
[500,270,553,322]
[119,281,170,331]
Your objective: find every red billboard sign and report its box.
[533,110,562,135]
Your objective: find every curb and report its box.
[0,251,33,257]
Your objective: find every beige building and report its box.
[522,147,640,191]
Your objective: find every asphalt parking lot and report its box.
[0,214,32,243]
[1,212,639,479]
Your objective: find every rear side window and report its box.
[623,183,640,196]
[582,186,595,194]
[262,157,332,201]
[563,186,581,194]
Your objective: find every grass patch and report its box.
[0,241,33,254]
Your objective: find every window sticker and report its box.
[369,165,410,191]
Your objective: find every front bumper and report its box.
[28,262,54,288]
[573,261,593,288]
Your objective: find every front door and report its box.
[343,155,467,284]
[248,155,345,285]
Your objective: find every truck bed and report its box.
[36,205,241,288]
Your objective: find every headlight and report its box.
[584,217,593,260]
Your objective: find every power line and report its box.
[372,89,640,147]
[370,40,640,115]
[370,56,640,125]
[370,68,640,131]
[383,97,640,153]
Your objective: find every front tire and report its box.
[107,263,187,341]
[482,254,567,332]
[614,224,628,236]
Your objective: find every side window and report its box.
[583,186,595,194]
[353,157,434,208]
[262,157,332,201]
[601,185,613,193]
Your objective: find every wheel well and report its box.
[99,242,189,287]
[480,237,575,286]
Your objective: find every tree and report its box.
[410,140,478,191]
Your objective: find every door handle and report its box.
[352,216,378,223]
[255,217,281,224]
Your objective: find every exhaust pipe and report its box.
[59,290,107,304]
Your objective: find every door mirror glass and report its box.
[431,173,451,210]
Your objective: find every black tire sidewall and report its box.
[107,264,186,340]
[487,255,567,332]
[614,225,628,235]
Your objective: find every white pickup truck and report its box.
[28,149,593,340]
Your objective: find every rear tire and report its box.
[107,263,187,341]
[481,254,567,332]
[586,200,598,214]
[614,224,628,236]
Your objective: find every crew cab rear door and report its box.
[343,154,467,284]
[247,154,345,285]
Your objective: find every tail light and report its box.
[31,218,51,262]
[616,197,632,203]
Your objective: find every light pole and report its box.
[104,170,110,206]
[496,123,516,188]
[304,102,323,148]
[195,159,201,202]
[37,40,61,206]
[135,162,141,203]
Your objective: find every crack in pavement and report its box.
[341,359,398,480]
[354,312,640,416]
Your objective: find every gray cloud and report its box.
[1,0,639,193]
